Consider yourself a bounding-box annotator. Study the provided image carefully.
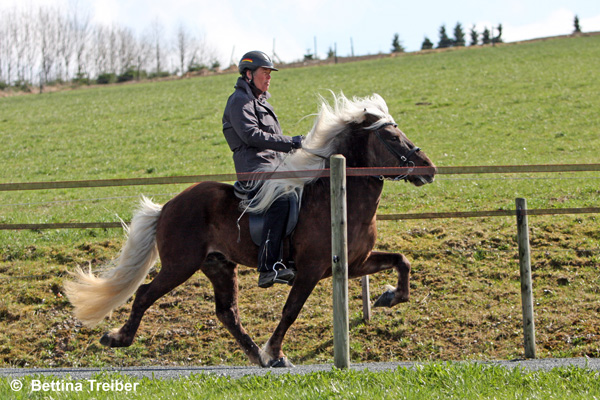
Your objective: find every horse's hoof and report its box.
[100,332,129,348]
[268,357,295,368]
[99,333,113,347]
[374,289,395,308]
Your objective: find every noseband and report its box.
[373,122,421,181]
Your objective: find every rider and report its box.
[222,50,303,288]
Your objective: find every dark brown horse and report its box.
[64,94,436,367]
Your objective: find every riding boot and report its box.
[257,196,296,288]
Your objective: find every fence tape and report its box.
[1,207,599,230]
[2,164,600,191]
[1,164,598,230]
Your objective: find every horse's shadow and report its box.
[294,312,377,363]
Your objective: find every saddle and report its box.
[233,182,300,246]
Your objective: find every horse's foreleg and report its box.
[201,259,263,367]
[100,262,199,348]
[350,251,411,308]
[260,272,322,368]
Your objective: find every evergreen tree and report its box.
[482,27,491,45]
[493,24,503,43]
[327,46,336,59]
[437,25,452,48]
[391,33,405,53]
[421,37,434,50]
[453,22,466,47]
[469,25,479,46]
[574,15,582,33]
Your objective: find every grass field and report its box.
[0,35,599,370]
[2,363,600,399]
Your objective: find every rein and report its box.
[373,122,421,181]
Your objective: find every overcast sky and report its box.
[2,0,599,65]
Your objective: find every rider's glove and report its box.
[291,135,304,149]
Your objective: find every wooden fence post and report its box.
[331,154,350,369]
[361,276,371,322]
[516,197,537,359]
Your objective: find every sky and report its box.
[2,0,599,66]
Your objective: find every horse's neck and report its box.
[346,177,384,218]
[302,176,383,220]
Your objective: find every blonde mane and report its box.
[243,93,395,213]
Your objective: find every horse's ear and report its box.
[362,108,379,125]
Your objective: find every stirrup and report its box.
[258,268,296,288]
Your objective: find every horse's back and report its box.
[160,180,233,215]
[154,181,255,266]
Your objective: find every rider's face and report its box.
[249,67,272,93]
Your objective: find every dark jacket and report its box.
[222,77,293,175]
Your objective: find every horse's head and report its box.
[360,114,436,186]
[301,93,436,186]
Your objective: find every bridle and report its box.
[373,122,421,181]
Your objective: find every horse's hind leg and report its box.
[100,261,200,348]
[350,251,411,308]
[201,255,264,366]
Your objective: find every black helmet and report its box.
[238,51,278,75]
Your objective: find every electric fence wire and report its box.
[2,246,599,281]
[1,174,599,208]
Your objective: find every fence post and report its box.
[330,154,350,369]
[361,276,371,322]
[516,197,537,359]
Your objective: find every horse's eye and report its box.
[390,136,400,141]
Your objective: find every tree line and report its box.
[392,15,585,53]
[0,4,219,91]
[428,23,504,49]
[391,22,503,54]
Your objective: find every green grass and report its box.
[0,36,599,369]
[2,363,600,399]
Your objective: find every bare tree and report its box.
[38,6,59,86]
[135,34,153,78]
[10,8,27,83]
[107,25,120,73]
[56,2,90,81]
[0,20,4,83]
[117,26,137,74]
[149,18,165,74]
[0,4,221,87]
[188,31,219,71]
[94,25,110,75]
[55,10,73,81]
[176,23,190,76]
[0,12,10,84]
[16,7,34,83]
[71,6,91,80]
[24,5,39,84]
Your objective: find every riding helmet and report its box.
[238,51,278,75]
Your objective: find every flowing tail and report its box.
[64,196,163,327]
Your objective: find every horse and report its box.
[64,93,436,368]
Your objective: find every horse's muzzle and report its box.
[410,166,436,186]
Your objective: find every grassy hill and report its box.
[0,35,599,367]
